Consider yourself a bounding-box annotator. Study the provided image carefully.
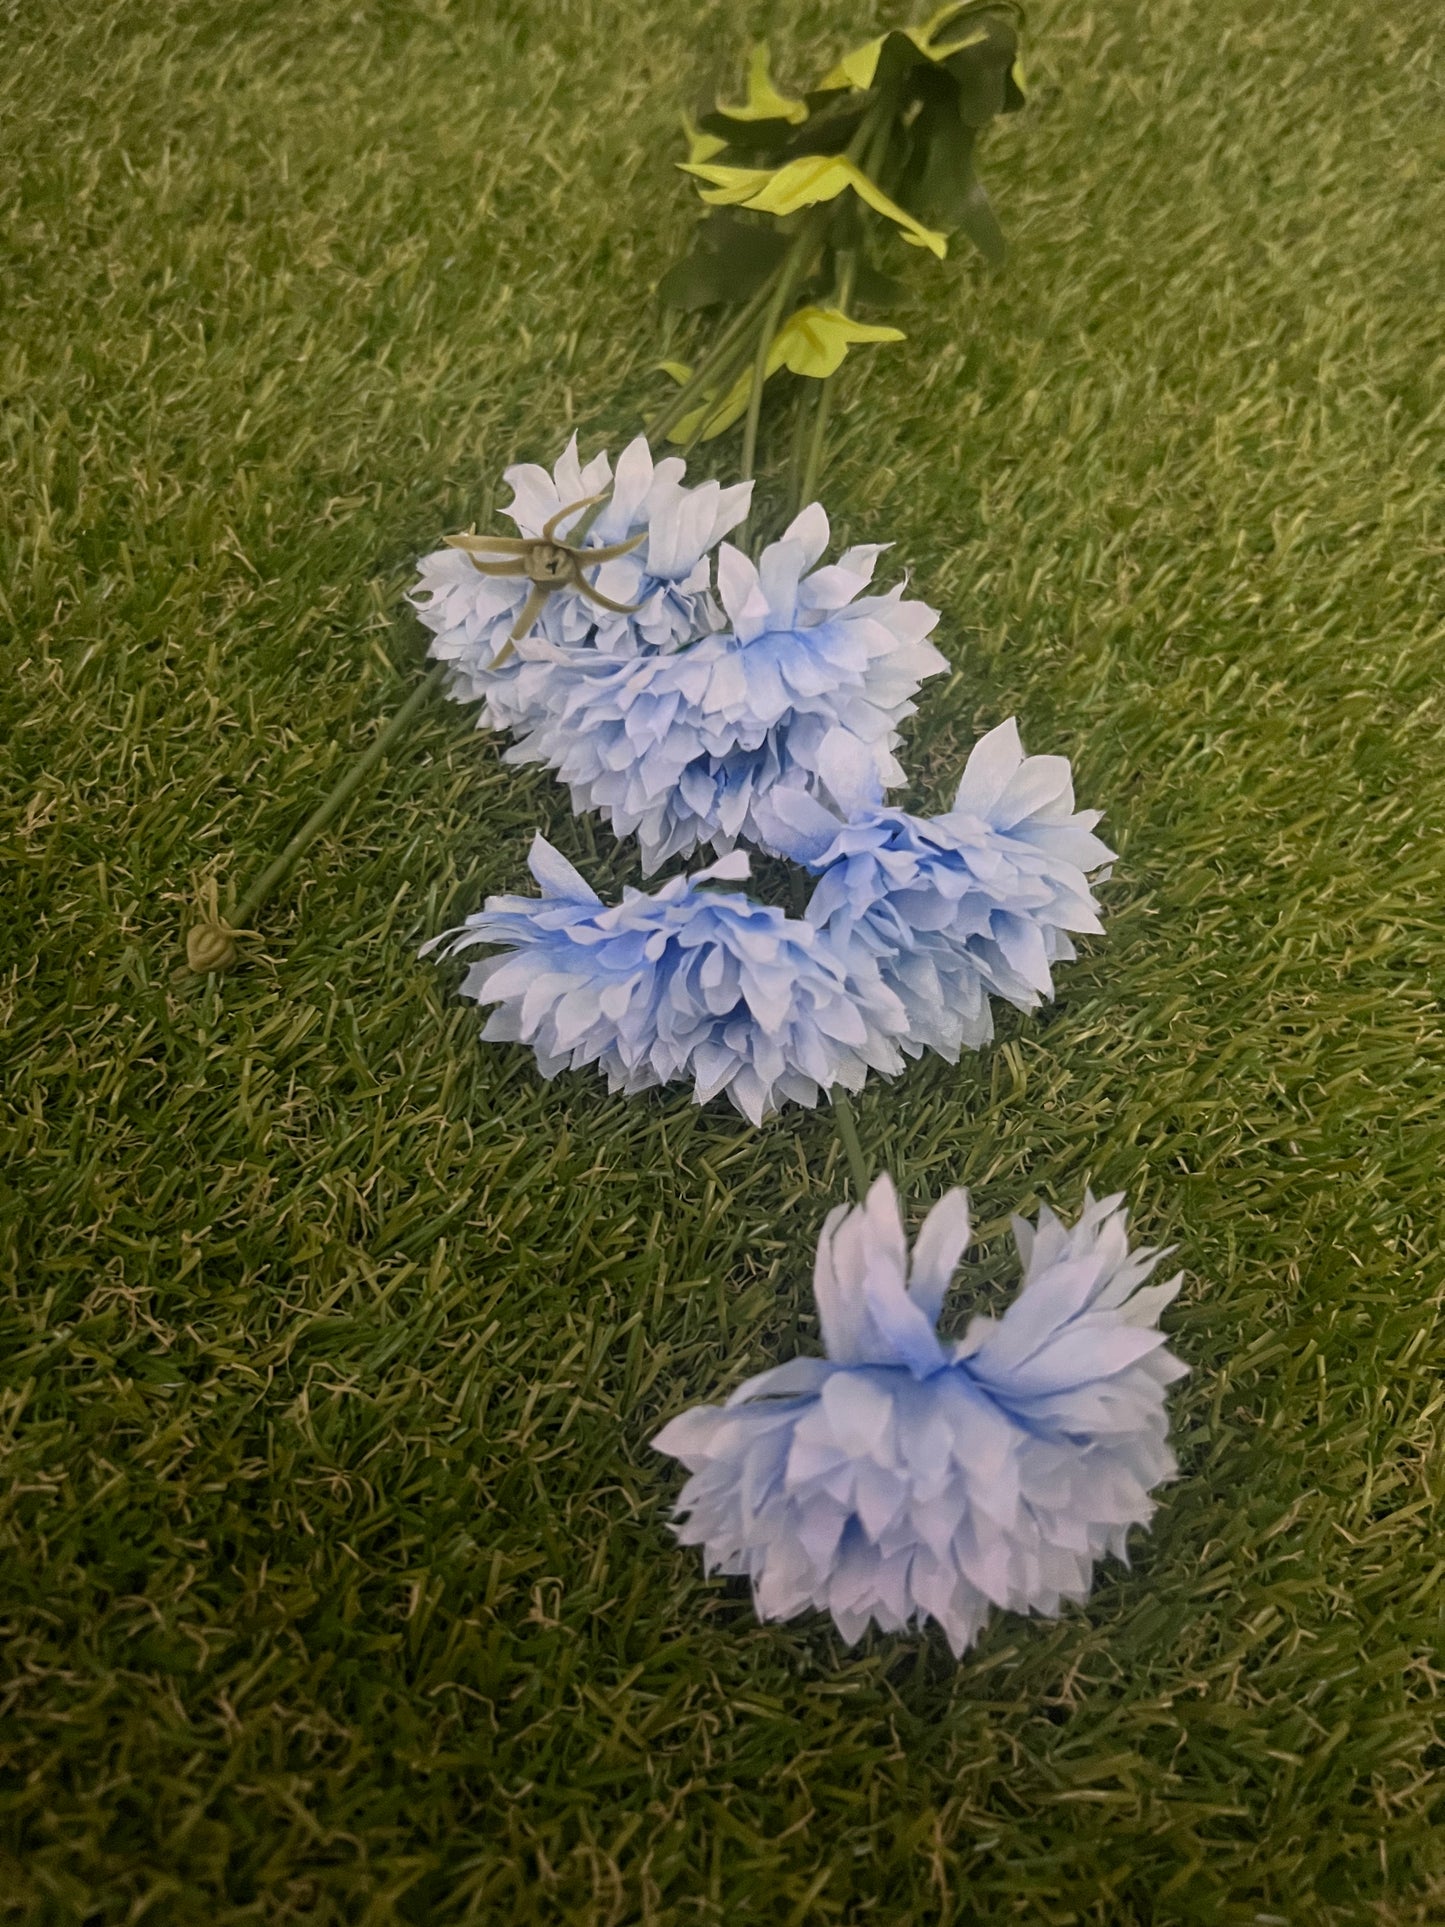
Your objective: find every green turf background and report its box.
[3,0,1443,1920]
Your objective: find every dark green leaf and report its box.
[849,259,913,310]
[952,172,1006,265]
[891,94,1006,266]
[943,14,1020,127]
[893,92,975,217]
[695,111,800,153]
[873,29,942,93]
[691,91,874,163]
[656,216,791,311]
[786,94,872,157]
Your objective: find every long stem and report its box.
[808,100,906,1187]
[793,83,898,517]
[737,93,897,534]
[830,1086,871,1198]
[647,262,789,443]
[186,659,448,973]
[794,250,858,515]
[675,322,782,456]
[737,229,816,499]
[785,370,814,505]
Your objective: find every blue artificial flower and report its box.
[423,834,910,1125]
[757,720,1114,1060]
[485,502,948,873]
[410,433,752,706]
[653,1176,1186,1656]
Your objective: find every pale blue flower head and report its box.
[409,434,752,705]
[757,720,1114,1060]
[422,834,910,1125]
[653,1176,1185,1657]
[484,502,948,874]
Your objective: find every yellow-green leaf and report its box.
[662,306,905,441]
[924,0,994,59]
[817,4,994,92]
[679,154,948,258]
[775,305,906,379]
[715,44,808,126]
[817,35,887,93]
[680,113,727,166]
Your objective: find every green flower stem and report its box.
[862,86,901,187]
[564,494,609,545]
[647,261,789,443]
[807,97,903,1191]
[185,658,448,974]
[792,90,898,517]
[785,367,815,503]
[737,91,897,531]
[675,322,781,456]
[795,373,835,518]
[830,1086,872,1199]
[184,494,625,975]
[793,249,858,515]
[736,225,818,501]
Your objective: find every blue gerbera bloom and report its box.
[423,834,910,1125]
[653,1175,1186,1656]
[409,434,752,706]
[757,719,1114,1060]
[485,502,948,873]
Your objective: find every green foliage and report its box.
[655,212,789,311]
[2,0,1445,1922]
[895,78,1008,264]
[659,2,1025,324]
[662,305,904,440]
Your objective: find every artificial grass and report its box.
[2,0,1443,1919]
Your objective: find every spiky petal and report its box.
[654,1177,1185,1656]
[409,434,752,707]
[758,720,1113,1059]
[423,835,910,1125]
[486,503,948,873]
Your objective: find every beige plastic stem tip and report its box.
[186,920,240,974]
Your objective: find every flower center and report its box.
[526,543,575,585]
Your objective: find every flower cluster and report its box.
[424,833,908,1125]
[403,0,1189,1670]
[488,503,946,873]
[415,435,1110,1117]
[653,1176,1185,1654]
[410,434,752,707]
[410,101,1186,1657]
[760,719,1115,1058]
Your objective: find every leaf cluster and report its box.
[659,2,1025,318]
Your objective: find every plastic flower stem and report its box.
[829,1085,871,1199]
[185,658,448,973]
[793,83,895,515]
[793,249,858,514]
[564,493,609,545]
[185,468,636,973]
[737,93,893,526]
[647,262,790,442]
[736,228,818,499]
[784,374,813,500]
[675,324,774,455]
[652,269,784,436]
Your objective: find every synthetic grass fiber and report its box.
[2,0,1443,1920]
